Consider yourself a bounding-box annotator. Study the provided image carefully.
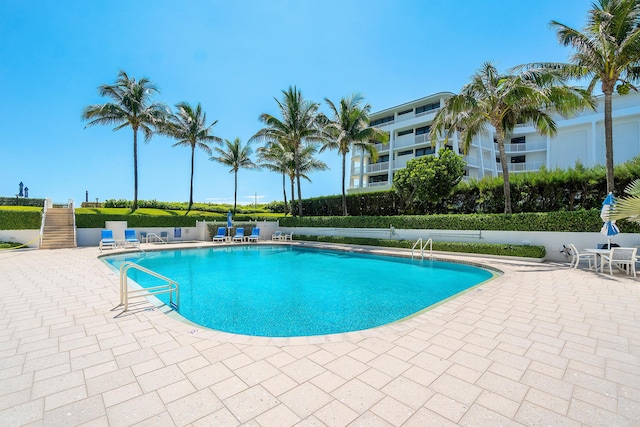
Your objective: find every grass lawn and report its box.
[74,208,284,218]
[0,206,43,212]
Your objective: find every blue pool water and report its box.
[103,245,494,337]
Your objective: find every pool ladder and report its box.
[412,238,433,260]
[119,262,179,311]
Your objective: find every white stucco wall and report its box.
[0,230,40,248]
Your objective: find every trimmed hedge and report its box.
[0,210,42,230]
[280,210,640,233]
[295,235,546,258]
[0,197,46,207]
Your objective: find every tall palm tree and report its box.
[530,0,640,193]
[284,145,329,215]
[256,140,293,214]
[210,138,258,214]
[251,86,326,217]
[159,102,222,213]
[82,70,167,210]
[430,62,594,214]
[321,94,389,216]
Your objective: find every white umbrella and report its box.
[600,192,620,248]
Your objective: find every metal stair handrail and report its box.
[119,262,179,311]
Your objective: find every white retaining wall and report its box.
[279,226,640,263]
[0,230,40,248]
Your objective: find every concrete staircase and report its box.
[40,207,76,249]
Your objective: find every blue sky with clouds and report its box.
[0,0,588,205]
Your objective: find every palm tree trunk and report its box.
[341,153,347,216]
[233,169,238,215]
[133,127,139,211]
[496,132,512,214]
[282,172,288,215]
[290,175,296,216]
[604,90,615,193]
[188,145,195,213]
[295,150,303,217]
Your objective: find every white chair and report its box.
[567,244,597,269]
[272,230,283,240]
[600,247,637,277]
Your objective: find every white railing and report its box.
[498,141,547,153]
[70,199,77,247]
[415,107,440,118]
[365,162,390,173]
[40,198,50,247]
[395,137,416,149]
[412,238,433,260]
[375,143,389,152]
[372,120,395,128]
[119,262,179,311]
[365,181,390,188]
[393,158,410,169]
[498,161,546,173]
[396,112,415,122]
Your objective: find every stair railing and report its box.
[39,197,50,248]
[69,198,77,247]
[411,238,433,260]
[119,262,179,311]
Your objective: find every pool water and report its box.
[104,245,494,337]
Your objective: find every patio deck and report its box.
[0,244,638,426]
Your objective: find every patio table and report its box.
[584,248,612,272]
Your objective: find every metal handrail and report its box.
[411,238,433,260]
[39,198,49,248]
[119,262,179,311]
[146,232,167,244]
[70,198,77,247]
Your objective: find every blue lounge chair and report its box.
[212,227,226,242]
[248,228,260,242]
[160,231,169,243]
[124,229,140,249]
[232,227,245,242]
[100,230,116,251]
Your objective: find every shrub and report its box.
[295,235,546,258]
[0,210,42,229]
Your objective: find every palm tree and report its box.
[251,86,326,217]
[531,0,640,193]
[285,145,329,215]
[321,94,389,216]
[256,140,293,214]
[159,102,222,213]
[430,62,594,214]
[210,138,258,214]
[610,179,640,221]
[82,70,167,210]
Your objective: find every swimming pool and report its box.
[104,245,495,337]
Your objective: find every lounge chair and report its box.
[567,244,596,269]
[160,231,169,243]
[248,228,260,242]
[282,231,293,241]
[124,229,140,249]
[140,231,148,243]
[232,227,245,242]
[272,230,283,240]
[99,230,116,251]
[600,247,637,277]
[212,227,226,242]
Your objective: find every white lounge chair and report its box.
[99,230,116,251]
[600,247,637,277]
[272,230,283,240]
[567,244,596,269]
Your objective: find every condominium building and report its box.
[348,90,640,193]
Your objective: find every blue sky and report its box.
[0,0,588,206]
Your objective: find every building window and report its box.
[398,150,413,156]
[511,136,526,144]
[370,115,394,126]
[397,129,414,137]
[511,155,526,163]
[416,102,440,114]
[398,108,413,116]
[496,157,501,163]
[415,147,434,157]
[376,155,389,163]
[369,174,387,183]
[415,126,431,135]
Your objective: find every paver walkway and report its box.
[0,245,639,426]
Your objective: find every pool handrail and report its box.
[119,261,179,311]
[412,238,433,260]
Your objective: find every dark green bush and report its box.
[103,198,270,214]
[280,210,640,233]
[0,211,42,229]
[295,235,546,258]
[0,197,46,207]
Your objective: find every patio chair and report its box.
[160,231,169,243]
[232,227,245,242]
[124,229,140,249]
[212,227,226,242]
[567,244,597,270]
[140,231,148,243]
[282,231,293,241]
[600,247,637,277]
[272,230,283,240]
[248,228,260,242]
[99,229,116,251]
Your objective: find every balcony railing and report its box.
[497,141,547,153]
[365,161,390,173]
[394,136,416,149]
[497,160,546,173]
[375,143,389,152]
[372,119,395,128]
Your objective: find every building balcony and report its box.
[497,160,546,173]
[374,143,389,152]
[496,141,547,153]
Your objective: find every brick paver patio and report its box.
[0,244,639,426]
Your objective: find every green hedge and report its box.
[0,211,42,229]
[280,210,640,233]
[295,235,546,258]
